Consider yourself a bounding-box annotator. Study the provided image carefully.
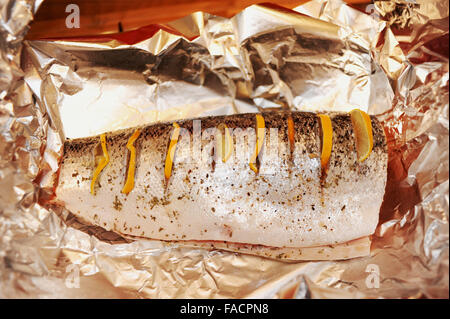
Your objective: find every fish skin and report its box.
[53,111,387,248]
[177,236,372,261]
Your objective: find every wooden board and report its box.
[26,0,370,40]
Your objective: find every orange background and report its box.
[26,0,370,39]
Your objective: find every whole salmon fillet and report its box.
[51,111,388,260]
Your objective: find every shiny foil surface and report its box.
[0,0,448,298]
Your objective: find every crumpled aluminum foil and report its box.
[0,0,448,298]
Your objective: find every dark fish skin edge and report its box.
[52,110,388,253]
[62,110,386,158]
[54,110,387,208]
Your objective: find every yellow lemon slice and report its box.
[122,129,141,194]
[350,109,373,162]
[90,133,109,195]
[217,123,233,163]
[249,114,265,173]
[164,122,181,182]
[287,115,295,152]
[318,114,333,171]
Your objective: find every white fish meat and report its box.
[49,111,388,260]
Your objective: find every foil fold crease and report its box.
[0,0,448,298]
